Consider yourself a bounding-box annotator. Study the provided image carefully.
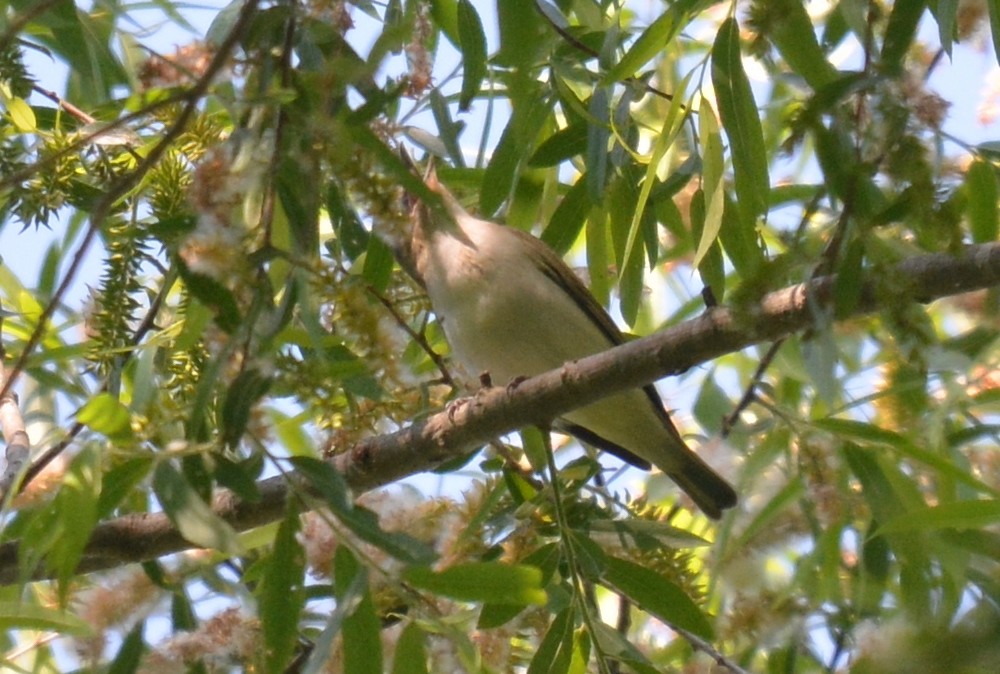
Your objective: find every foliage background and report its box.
[1,0,1000,672]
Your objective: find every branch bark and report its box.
[2,242,999,584]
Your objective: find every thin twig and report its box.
[721,338,785,437]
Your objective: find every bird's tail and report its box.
[668,450,737,520]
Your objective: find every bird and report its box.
[403,162,737,519]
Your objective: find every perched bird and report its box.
[405,164,737,518]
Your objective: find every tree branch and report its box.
[1,242,999,584]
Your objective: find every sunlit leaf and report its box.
[403,562,547,605]
[77,392,134,441]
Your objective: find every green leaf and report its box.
[930,0,959,56]
[478,543,560,628]
[430,0,460,46]
[221,368,272,448]
[50,447,102,593]
[392,623,429,674]
[403,562,547,605]
[290,457,436,563]
[496,0,546,67]
[0,601,92,634]
[817,418,998,496]
[107,621,146,674]
[966,160,999,243]
[179,265,242,333]
[589,519,710,548]
[589,621,661,674]
[689,188,725,301]
[693,99,725,272]
[718,192,765,278]
[618,68,693,287]
[7,97,36,132]
[712,17,769,226]
[529,123,589,167]
[585,87,611,203]
[768,0,838,88]
[340,549,383,674]
[480,90,552,215]
[601,0,704,83]
[541,176,589,254]
[97,457,154,518]
[602,555,714,640]
[362,233,395,293]
[260,503,305,673]
[881,0,927,75]
[152,461,243,554]
[457,0,487,111]
[302,560,369,674]
[527,607,574,674]
[989,0,1000,67]
[77,392,134,441]
[879,500,1000,535]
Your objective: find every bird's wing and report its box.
[510,228,690,450]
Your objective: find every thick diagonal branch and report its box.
[1,242,999,584]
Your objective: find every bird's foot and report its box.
[505,375,529,395]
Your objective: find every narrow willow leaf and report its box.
[77,392,133,441]
[403,562,547,605]
[496,0,545,67]
[881,0,927,75]
[457,0,487,111]
[931,0,959,56]
[692,99,725,270]
[0,602,92,634]
[619,69,693,283]
[717,193,764,277]
[152,461,243,554]
[7,97,36,132]
[97,457,154,518]
[480,92,552,215]
[689,189,725,301]
[341,552,383,674]
[601,0,704,83]
[527,607,574,674]
[768,0,838,88]
[585,87,611,202]
[530,123,588,167]
[290,457,436,563]
[52,447,102,594]
[966,160,999,243]
[816,418,998,495]
[990,0,1000,67]
[362,234,395,292]
[221,368,272,448]
[302,568,368,674]
[602,555,714,639]
[589,621,661,674]
[260,503,305,673]
[478,543,560,628]
[107,621,145,674]
[879,500,1000,535]
[392,623,429,674]
[541,176,589,254]
[712,17,769,226]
